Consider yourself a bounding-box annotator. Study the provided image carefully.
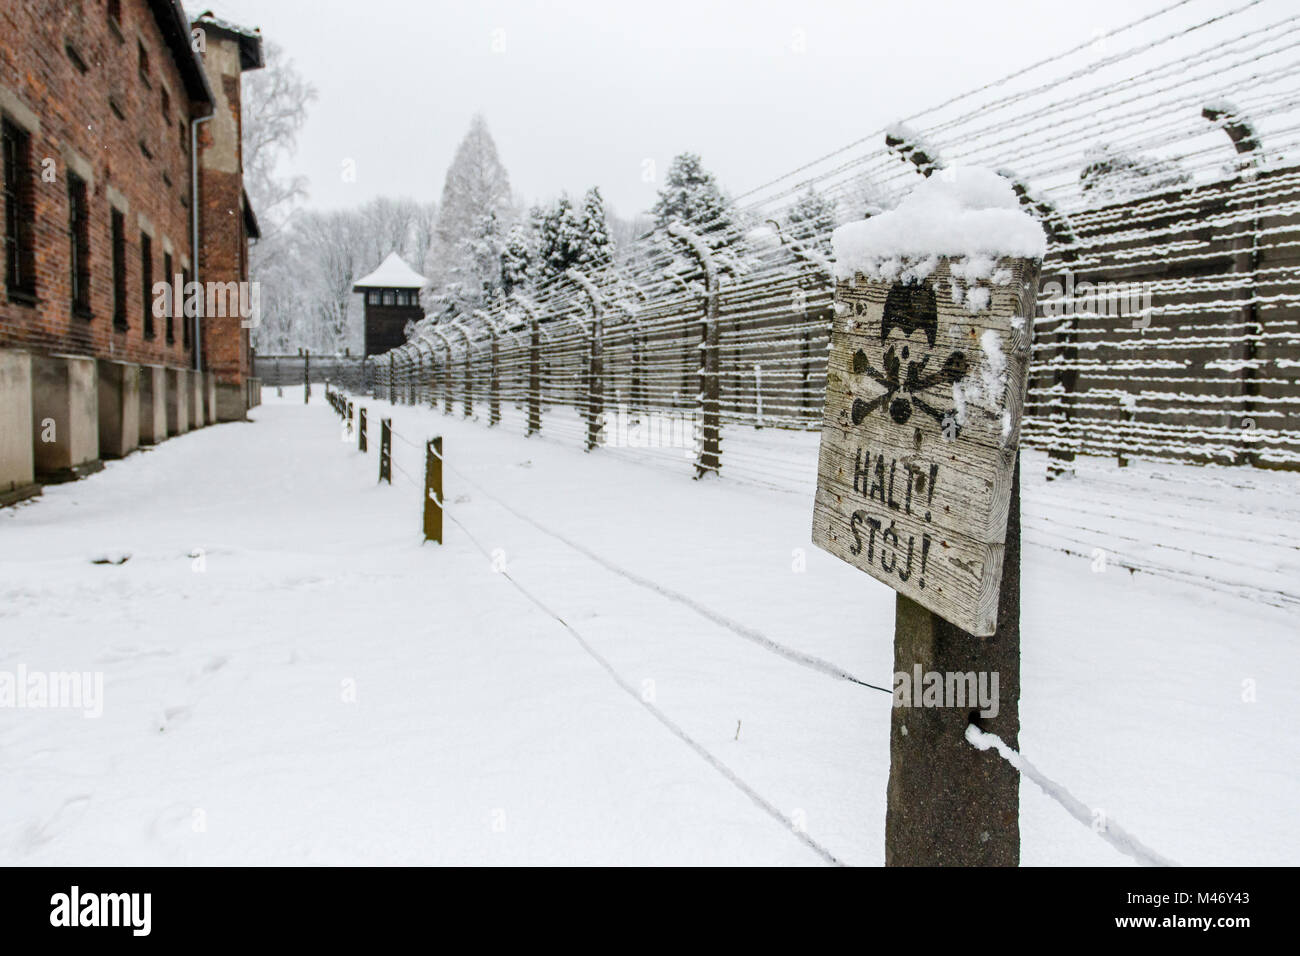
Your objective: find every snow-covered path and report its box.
[1,392,1295,865]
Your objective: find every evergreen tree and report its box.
[540,194,585,281]
[500,221,534,296]
[651,152,733,236]
[785,185,837,249]
[427,114,514,303]
[578,187,613,269]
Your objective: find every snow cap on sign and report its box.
[831,167,1046,279]
[353,252,427,290]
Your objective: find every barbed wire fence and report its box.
[304,3,1300,863]
[352,0,1299,497]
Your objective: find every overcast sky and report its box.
[197,0,1184,220]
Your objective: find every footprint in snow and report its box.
[90,553,131,565]
[16,793,92,854]
[156,705,193,733]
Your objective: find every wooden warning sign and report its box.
[812,258,1039,636]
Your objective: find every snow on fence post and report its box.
[667,221,721,478]
[378,417,392,484]
[434,331,454,415]
[1002,174,1081,481]
[812,168,1045,866]
[449,320,474,418]
[1203,103,1263,467]
[358,407,367,452]
[347,400,354,437]
[474,309,502,427]
[423,436,443,545]
[513,294,543,436]
[567,269,605,451]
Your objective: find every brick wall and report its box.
[0,0,203,367]
[196,32,250,388]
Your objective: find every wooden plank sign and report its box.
[812,258,1040,635]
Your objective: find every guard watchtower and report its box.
[353,253,426,357]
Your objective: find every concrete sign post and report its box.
[810,167,1045,866]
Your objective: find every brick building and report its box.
[192,11,263,420]
[0,0,263,505]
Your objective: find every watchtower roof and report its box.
[353,252,426,290]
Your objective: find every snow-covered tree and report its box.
[578,187,613,269]
[784,185,837,250]
[242,41,316,243]
[242,40,317,353]
[426,114,515,301]
[651,152,734,236]
[500,221,535,296]
[539,194,585,281]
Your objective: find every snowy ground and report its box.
[1,388,1296,865]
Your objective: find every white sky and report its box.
[197,0,1190,220]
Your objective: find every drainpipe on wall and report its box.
[190,112,213,372]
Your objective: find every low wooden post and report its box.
[304,349,311,403]
[423,436,443,544]
[378,417,392,484]
[812,234,1040,866]
[359,407,368,452]
[347,401,354,436]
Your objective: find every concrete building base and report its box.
[1,349,40,505]
[189,369,205,427]
[215,381,248,422]
[205,372,217,423]
[97,359,140,459]
[31,353,101,483]
[139,365,168,445]
[166,368,190,434]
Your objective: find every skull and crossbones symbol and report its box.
[850,280,967,433]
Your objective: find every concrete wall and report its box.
[166,368,190,434]
[189,368,205,427]
[139,365,167,444]
[215,382,247,422]
[205,372,217,424]
[0,349,38,504]
[31,354,99,480]
[97,359,140,459]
